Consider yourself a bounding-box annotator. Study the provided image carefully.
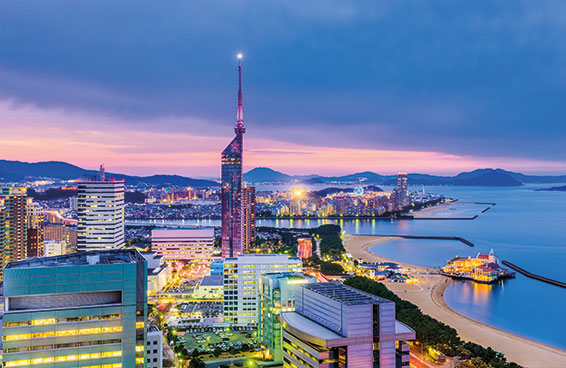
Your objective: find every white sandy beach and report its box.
[344,235,566,368]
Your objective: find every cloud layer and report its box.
[1,1,566,175]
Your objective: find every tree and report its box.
[189,357,206,368]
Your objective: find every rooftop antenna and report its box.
[235,53,246,134]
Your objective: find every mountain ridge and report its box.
[0,160,218,187]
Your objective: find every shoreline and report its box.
[344,235,566,368]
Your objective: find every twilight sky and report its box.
[1,1,566,177]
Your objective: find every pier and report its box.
[502,261,566,288]
[375,234,474,247]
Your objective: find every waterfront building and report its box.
[442,249,512,283]
[223,254,302,326]
[0,187,28,280]
[296,238,313,259]
[242,185,256,251]
[395,172,410,209]
[258,272,317,362]
[77,165,125,250]
[151,228,214,266]
[146,325,163,368]
[221,55,246,259]
[281,282,416,368]
[26,199,44,257]
[2,249,148,368]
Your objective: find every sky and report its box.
[1,1,566,177]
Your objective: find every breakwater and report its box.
[502,260,566,288]
[375,234,474,247]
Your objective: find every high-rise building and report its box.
[151,228,214,266]
[242,185,256,251]
[2,249,148,368]
[77,165,125,251]
[223,254,302,326]
[26,198,44,257]
[0,199,8,272]
[221,55,246,259]
[44,223,66,242]
[395,172,410,209]
[259,272,317,362]
[0,187,28,280]
[281,282,416,368]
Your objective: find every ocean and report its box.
[130,184,566,349]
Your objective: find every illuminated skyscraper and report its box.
[26,199,44,257]
[395,172,410,209]
[221,55,246,258]
[77,165,125,251]
[242,185,256,251]
[0,187,28,280]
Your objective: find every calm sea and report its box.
[132,184,566,349]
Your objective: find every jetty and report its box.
[502,260,566,288]
[374,234,474,247]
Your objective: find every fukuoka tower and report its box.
[221,54,246,258]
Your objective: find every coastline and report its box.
[344,235,566,368]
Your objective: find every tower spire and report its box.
[235,53,245,134]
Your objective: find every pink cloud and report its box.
[1,100,565,177]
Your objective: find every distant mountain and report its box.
[244,167,292,182]
[451,169,522,186]
[0,160,218,187]
[243,167,320,183]
[242,167,564,187]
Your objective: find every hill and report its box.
[0,160,218,187]
[242,167,556,187]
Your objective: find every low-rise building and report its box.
[43,240,66,257]
[296,238,313,259]
[141,252,171,296]
[151,228,214,266]
[193,275,223,300]
[147,325,163,368]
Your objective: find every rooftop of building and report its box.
[263,272,316,281]
[303,282,392,305]
[151,228,214,237]
[5,249,146,270]
[224,253,301,262]
[148,325,161,334]
[200,275,223,287]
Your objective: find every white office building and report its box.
[147,325,163,368]
[151,228,215,265]
[223,254,302,326]
[77,166,125,250]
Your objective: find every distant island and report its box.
[535,185,566,192]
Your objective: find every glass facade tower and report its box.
[2,249,148,368]
[221,56,246,259]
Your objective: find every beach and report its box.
[344,235,566,368]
